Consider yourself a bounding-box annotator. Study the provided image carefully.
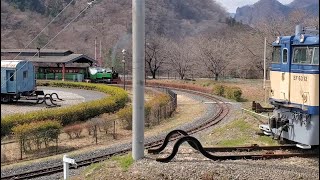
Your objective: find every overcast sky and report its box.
[215,0,294,13]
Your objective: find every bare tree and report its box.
[233,28,272,78]
[165,38,195,80]
[145,35,168,79]
[197,35,238,81]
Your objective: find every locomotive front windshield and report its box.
[292,46,319,65]
[272,46,281,63]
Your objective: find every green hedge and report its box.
[12,120,62,150]
[212,85,242,102]
[1,81,128,137]
[12,120,62,138]
[225,86,242,102]
[212,85,225,96]
[117,93,171,130]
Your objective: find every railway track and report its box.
[148,129,319,162]
[1,86,229,180]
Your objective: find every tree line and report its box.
[115,10,319,81]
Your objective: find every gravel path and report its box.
[1,86,106,117]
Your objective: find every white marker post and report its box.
[63,154,77,180]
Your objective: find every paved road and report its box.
[1,86,106,117]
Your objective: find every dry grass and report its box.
[148,78,270,108]
[201,111,277,147]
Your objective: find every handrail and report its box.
[242,108,269,119]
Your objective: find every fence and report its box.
[1,119,119,163]
[145,87,177,127]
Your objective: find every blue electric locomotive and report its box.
[260,25,319,149]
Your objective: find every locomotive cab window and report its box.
[272,46,281,63]
[293,46,315,64]
[282,48,288,63]
[23,71,28,79]
[312,47,319,65]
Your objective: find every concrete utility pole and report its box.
[132,0,145,160]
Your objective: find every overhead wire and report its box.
[1,2,94,88]
[1,0,76,74]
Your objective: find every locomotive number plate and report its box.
[293,75,307,82]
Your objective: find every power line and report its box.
[1,0,76,74]
[1,2,93,88]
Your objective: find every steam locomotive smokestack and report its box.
[295,25,303,36]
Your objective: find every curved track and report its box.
[1,86,230,180]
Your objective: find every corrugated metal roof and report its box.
[27,54,96,64]
[1,49,73,54]
[1,60,25,68]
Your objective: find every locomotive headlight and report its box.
[275,36,280,44]
[299,34,305,43]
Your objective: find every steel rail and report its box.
[148,129,301,154]
[153,135,319,163]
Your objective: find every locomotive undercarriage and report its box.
[260,106,319,148]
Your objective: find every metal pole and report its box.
[99,40,102,66]
[95,125,98,144]
[263,37,266,89]
[132,0,145,160]
[95,37,97,62]
[145,39,146,84]
[113,120,116,139]
[263,37,267,104]
[56,137,58,154]
[123,61,126,90]
[20,139,23,160]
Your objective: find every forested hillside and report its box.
[1,0,227,50]
[1,0,319,79]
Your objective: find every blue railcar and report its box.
[1,60,36,102]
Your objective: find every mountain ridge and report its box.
[234,0,319,26]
